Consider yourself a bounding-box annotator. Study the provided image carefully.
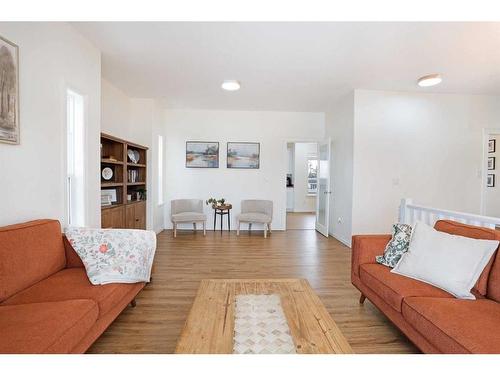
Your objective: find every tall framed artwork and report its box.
[186,141,219,168]
[0,35,19,145]
[227,142,260,169]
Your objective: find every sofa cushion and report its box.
[402,297,500,353]
[2,268,143,318]
[487,250,500,303]
[0,299,98,353]
[434,220,500,297]
[359,263,452,312]
[0,219,66,302]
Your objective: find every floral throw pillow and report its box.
[376,223,412,268]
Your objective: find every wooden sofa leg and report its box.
[203,221,206,236]
[359,293,366,304]
[130,299,137,307]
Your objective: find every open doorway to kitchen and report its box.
[286,142,318,230]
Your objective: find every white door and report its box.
[315,139,331,236]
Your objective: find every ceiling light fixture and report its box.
[221,80,241,91]
[417,74,442,87]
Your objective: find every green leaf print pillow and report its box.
[376,223,412,268]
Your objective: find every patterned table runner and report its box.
[233,294,296,354]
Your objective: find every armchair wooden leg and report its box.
[130,299,137,307]
[237,222,240,236]
[268,223,272,233]
[264,223,268,238]
[203,221,206,236]
[173,223,177,238]
[359,293,366,304]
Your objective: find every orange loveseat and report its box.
[352,220,500,354]
[0,219,146,353]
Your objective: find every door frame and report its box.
[315,138,331,237]
[282,138,322,231]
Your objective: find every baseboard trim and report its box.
[330,233,351,248]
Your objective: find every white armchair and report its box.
[236,200,273,238]
[171,199,207,237]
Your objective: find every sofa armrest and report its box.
[62,235,84,268]
[351,234,391,278]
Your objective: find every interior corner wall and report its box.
[325,92,354,246]
[0,22,101,227]
[352,89,500,235]
[162,109,325,231]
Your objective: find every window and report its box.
[307,158,318,195]
[158,135,164,205]
[66,89,85,226]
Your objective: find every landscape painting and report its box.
[227,142,260,169]
[186,141,219,168]
[0,36,19,144]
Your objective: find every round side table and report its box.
[212,204,232,233]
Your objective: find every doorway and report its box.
[286,142,318,230]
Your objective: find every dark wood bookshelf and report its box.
[100,133,148,229]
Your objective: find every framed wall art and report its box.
[488,139,496,153]
[0,35,19,145]
[227,142,260,169]
[487,174,495,188]
[186,141,219,168]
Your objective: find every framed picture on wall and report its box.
[487,174,495,187]
[227,142,260,169]
[186,141,219,168]
[488,157,496,170]
[0,35,20,145]
[488,139,496,153]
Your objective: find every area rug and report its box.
[233,294,296,354]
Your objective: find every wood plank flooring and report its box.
[175,279,353,354]
[87,229,419,354]
[286,212,316,230]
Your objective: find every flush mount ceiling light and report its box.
[417,74,442,87]
[221,80,241,91]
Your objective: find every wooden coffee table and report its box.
[175,279,353,354]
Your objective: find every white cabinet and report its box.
[286,187,294,212]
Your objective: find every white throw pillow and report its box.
[391,221,498,299]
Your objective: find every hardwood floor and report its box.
[87,229,419,354]
[286,212,316,230]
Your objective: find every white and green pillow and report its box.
[376,223,412,268]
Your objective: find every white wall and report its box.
[162,109,325,231]
[483,133,500,217]
[325,92,354,246]
[0,22,101,227]
[352,90,500,235]
[101,79,166,232]
[293,142,317,212]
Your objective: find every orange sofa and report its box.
[0,219,146,353]
[352,220,500,353]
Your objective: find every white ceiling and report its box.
[72,22,500,112]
